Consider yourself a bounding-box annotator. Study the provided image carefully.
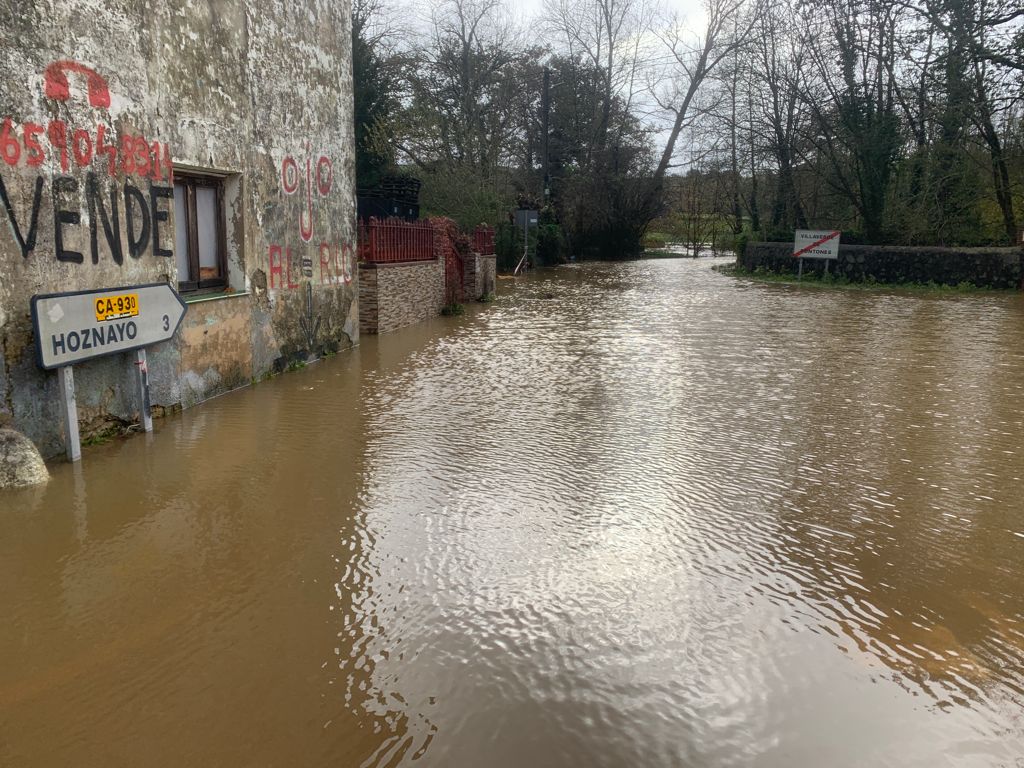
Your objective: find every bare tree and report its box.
[650,0,753,185]
[632,0,759,248]
[542,0,656,161]
[793,0,903,242]
[750,0,807,231]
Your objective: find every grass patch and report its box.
[642,232,669,249]
[251,370,276,385]
[441,301,465,316]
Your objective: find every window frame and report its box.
[174,174,228,293]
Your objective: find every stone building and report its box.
[0,0,358,458]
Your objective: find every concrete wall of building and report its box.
[358,259,445,335]
[0,0,357,458]
[741,242,1024,288]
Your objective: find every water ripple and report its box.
[345,259,1024,766]
[2,259,1022,766]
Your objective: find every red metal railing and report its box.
[358,217,436,263]
[473,225,495,255]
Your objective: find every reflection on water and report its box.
[1,258,1023,766]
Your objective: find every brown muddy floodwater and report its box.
[2,258,1024,767]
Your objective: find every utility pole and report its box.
[541,66,550,203]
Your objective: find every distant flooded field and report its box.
[2,258,1022,766]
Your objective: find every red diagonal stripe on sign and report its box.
[794,230,841,258]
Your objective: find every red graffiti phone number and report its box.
[0,118,171,181]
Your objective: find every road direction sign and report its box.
[31,282,187,370]
[794,229,841,260]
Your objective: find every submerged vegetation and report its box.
[81,428,120,448]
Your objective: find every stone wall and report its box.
[0,0,358,458]
[480,255,496,298]
[358,258,445,335]
[462,253,497,300]
[741,242,1024,289]
[357,265,380,336]
[462,254,478,301]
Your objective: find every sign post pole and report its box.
[135,349,153,433]
[523,215,528,268]
[57,365,81,462]
[31,282,186,459]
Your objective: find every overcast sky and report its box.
[399,0,712,46]
[513,0,708,30]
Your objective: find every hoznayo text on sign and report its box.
[31,282,187,370]
[793,230,841,260]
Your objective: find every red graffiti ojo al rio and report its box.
[280,146,333,243]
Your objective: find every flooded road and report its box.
[2,258,1023,766]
